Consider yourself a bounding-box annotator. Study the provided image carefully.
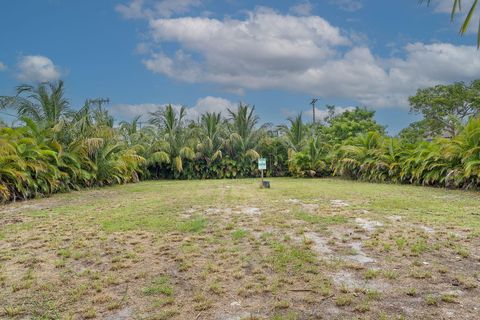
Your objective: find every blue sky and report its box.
[1,0,479,133]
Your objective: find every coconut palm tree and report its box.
[278,112,308,153]
[5,81,70,128]
[225,103,263,159]
[148,104,195,176]
[224,103,266,177]
[194,112,225,177]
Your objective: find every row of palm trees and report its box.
[288,118,480,189]
[0,81,277,201]
[335,118,480,188]
[1,80,480,202]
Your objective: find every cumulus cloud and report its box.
[116,0,201,19]
[140,8,480,107]
[110,96,233,121]
[143,9,349,83]
[0,62,6,71]
[188,96,232,119]
[122,5,480,109]
[16,55,61,83]
[330,0,363,12]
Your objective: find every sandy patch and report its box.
[242,207,261,215]
[346,242,375,264]
[355,218,383,232]
[305,232,333,255]
[331,200,349,207]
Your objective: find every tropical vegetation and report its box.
[1,79,480,202]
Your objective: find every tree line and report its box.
[1,80,480,202]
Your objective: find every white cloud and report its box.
[16,55,61,83]
[144,9,349,83]
[330,0,363,12]
[290,1,313,16]
[110,96,233,121]
[0,62,6,71]
[116,0,201,19]
[127,7,480,109]
[307,106,355,122]
[188,96,232,119]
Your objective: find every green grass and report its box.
[143,276,173,296]
[1,177,479,319]
[231,229,248,240]
[293,210,348,227]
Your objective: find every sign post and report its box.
[258,158,267,188]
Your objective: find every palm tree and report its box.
[226,103,263,160]
[148,104,195,176]
[423,0,480,47]
[278,113,307,153]
[6,81,70,128]
[195,112,225,177]
[444,117,480,187]
[224,103,265,177]
[332,131,387,181]
[291,135,329,177]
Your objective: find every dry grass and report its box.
[0,178,479,319]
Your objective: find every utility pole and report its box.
[310,98,319,123]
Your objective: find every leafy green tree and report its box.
[319,106,385,145]
[398,120,430,143]
[408,81,480,137]
[258,134,289,177]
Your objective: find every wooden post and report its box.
[261,169,264,187]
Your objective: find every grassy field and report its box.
[1,178,479,319]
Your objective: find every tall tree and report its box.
[149,104,195,174]
[226,103,263,160]
[2,81,70,128]
[408,80,480,137]
[319,106,385,145]
[196,112,224,163]
[278,112,308,153]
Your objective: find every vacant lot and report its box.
[1,178,479,319]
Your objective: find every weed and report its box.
[232,229,248,240]
[425,294,439,306]
[143,276,173,296]
[335,294,353,306]
[364,269,380,280]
